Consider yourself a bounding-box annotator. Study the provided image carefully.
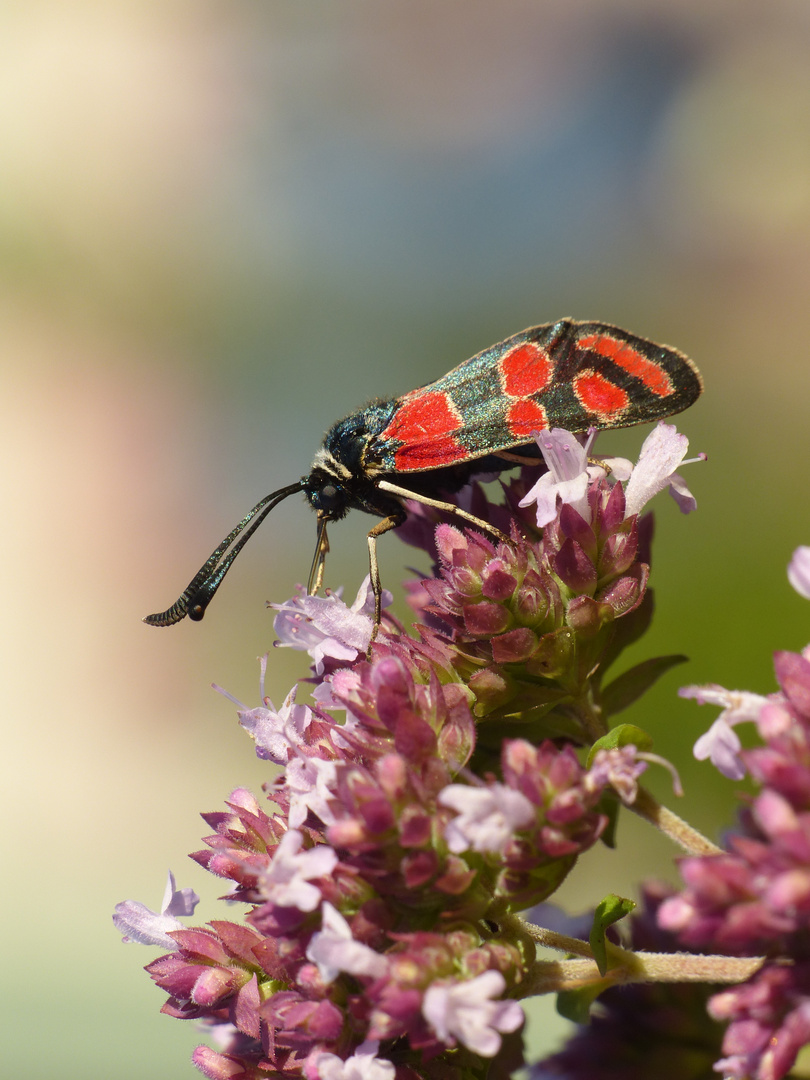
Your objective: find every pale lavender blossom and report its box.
[272,578,391,674]
[285,752,339,828]
[216,659,314,764]
[306,902,388,984]
[422,971,524,1057]
[259,828,338,912]
[623,422,703,518]
[112,871,199,949]
[693,718,745,780]
[788,546,810,600]
[518,428,603,527]
[439,782,535,855]
[587,746,648,804]
[306,1041,395,1080]
[681,684,769,779]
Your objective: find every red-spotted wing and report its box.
[369,319,702,473]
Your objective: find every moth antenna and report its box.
[144,480,305,627]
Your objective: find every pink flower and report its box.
[681,684,769,779]
[113,871,199,949]
[285,752,339,829]
[306,1042,395,1080]
[259,829,338,912]
[306,902,388,983]
[118,410,712,1079]
[422,971,524,1057]
[623,422,703,517]
[439,782,535,855]
[518,428,603,527]
[273,578,391,674]
[693,718,745,780]
[710,963,810,1080]
[587,746,648,804]
[216,657,314,765]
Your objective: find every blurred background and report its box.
[4,2,810,1076]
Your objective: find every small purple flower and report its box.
[694,718,745,780]
[623,421,703,518]
[422,970,524,1057]
[586,746,648,804]
[216,659,314,765]
[439,782,536,855]
[681,684,769,779]
[284,752,339,828]
[113,871,200,949]
[788,546,810,600]
[305,1041,395,1080]
[119,412,716,1080]
[305,902,388,983]
[519,428,603,527]
[272,578,391,674]
[259,829,338,912]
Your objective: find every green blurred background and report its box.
[4,2,810,1076]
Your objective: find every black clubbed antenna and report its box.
[144,480,306,627]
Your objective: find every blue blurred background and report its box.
[4,3,810,1076]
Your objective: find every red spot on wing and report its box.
[384,391,467,470]
[578,334,673,397]
[574,371,629,418]
[506,399,548,438]
[500,342,552,397]
[394,437,468,470]
[384,390,461,440]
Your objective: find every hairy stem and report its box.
[630,785,722,855]
[519,950,764,998]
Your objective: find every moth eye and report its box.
[314,482,341,510]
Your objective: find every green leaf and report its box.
[556,982,611,1023]
[587,724,654,767]
[589,894,636,976]
[595,789,621,849]
[601,654,688,718]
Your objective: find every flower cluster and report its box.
[116,422,720,1080]
[419,480,646,742]
[394,426,700,754]
[133,654,620,1078]
[657,640,810,1079]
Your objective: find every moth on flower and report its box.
[145,319,702,632]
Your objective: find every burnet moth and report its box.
[145,318,702,631]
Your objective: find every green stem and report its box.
[519,950,764,998]
[571,687,608,743]
[630,785,722,855]
[505,914,763,997]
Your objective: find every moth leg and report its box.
[307,514,330,595]
[588,455,612,476]
[494,449,540,466]
[376,479,509,544]
[367,510,406,648]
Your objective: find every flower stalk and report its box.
[518,953,765,998]
[627,786,722,856]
